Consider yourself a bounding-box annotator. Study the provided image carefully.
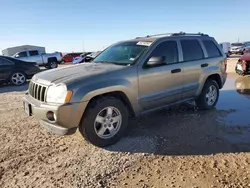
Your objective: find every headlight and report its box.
[46,84,72,104]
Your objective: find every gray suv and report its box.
[23,32,227,147]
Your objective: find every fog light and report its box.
[46,111,56,121]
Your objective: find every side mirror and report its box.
[15,54,20,58]
[146,56,166,67]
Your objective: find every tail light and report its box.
[60,52,63,57]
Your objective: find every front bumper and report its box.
[230,49,242,53]
[23,94,88,135]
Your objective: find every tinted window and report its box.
[181,40,204,61]
[17,51,27,57]
[29,50,39,56]
[149,41,179,64]
[231,43,243,46]
[0,58,4,65]
[203,40,221,58]
[0,57,14,65]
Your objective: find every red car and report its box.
[235,50,250,75]
[62,53,82,63]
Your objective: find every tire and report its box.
[195,79,219,110]
[47,60,58,69]
[10,72,27,86]
[79,97,128,147]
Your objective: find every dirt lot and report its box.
[1,58,250,188]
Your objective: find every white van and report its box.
[219,42,231,57]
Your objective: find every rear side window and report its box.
[150,41,179,64]
[0,57,14,65]
[203,40,221,58]
[29,50,39,56]
[181,40,204,61]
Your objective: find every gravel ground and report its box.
[1,58,250,188]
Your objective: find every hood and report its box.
[231,46,242,49]
[32,63,126,85]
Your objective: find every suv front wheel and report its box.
[196,79,219,110]
[79,97,128,147]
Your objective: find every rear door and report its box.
[138,40,183,110]
[180,38,206,99]
[0,58,14,82]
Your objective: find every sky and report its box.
[0,0,250,53]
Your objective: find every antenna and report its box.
[82,40,85,52]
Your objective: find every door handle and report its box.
[201,63,208,68]
[171,68,181,73]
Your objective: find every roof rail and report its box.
[135,32,209,39]
[135,33,173,39]
[171,32,209,36]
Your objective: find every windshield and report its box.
[231,43,243,47]
[93,41,149,65]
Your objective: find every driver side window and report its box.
[149,41,179,64]
[16,51,27,58]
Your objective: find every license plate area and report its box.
[24,102,32,116]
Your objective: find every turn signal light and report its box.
[65,90,73,103]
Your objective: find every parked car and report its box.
[62,53,82,63]
[83,51,102,63]
[230,43,244,55]
[72,52,92,64]
[23,32,227,147]
[230,42,250,55]
[0,56,40,86]
[220,42,231,57]
[13,50,62,69]
[235,50,250,76]
[243,46,250,54]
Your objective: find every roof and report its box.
[3,45,45,50]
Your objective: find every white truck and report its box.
[13,50,63,69]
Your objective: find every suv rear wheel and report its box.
[196,79,219,110]
[79,97,128,147]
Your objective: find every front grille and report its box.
[29,81,48,102]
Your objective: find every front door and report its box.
[138,40,183,111]
[0,57,14,82]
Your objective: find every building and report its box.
[2,45,46,56]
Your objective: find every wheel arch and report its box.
[8,70,27,80]
[206,74,222,89]
[84,91,136,118]
[47,57,58,63]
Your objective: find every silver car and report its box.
[13,50,62,69]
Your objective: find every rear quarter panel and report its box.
[195,57,225,96]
